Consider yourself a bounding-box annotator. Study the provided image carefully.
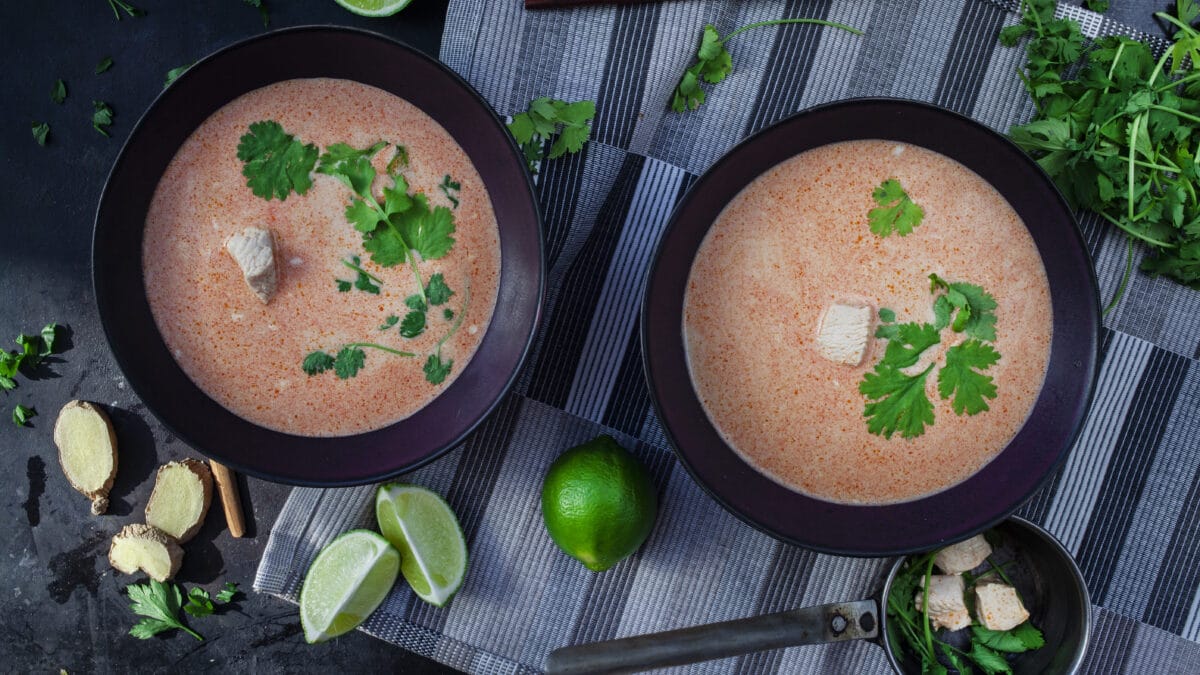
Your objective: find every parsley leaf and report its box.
[868,179,924,237]
[96,56,114,74]
[930,274,998,341]
[439,174,461,209]
[671,19,862,113]
[508,98,596,173]
[92,101,114,137]
[938,340,1001,415]
[107,0,142,20]
[183,587,214,618]
[380,315,399,330]
[164,63,192,88]
[333,347,366,379]
[302,351,335,376]
[31,122,49,146]
[127,580,203,641]
[424,353,452,385]
[51,79,67,104]
[12,404,35,427]
[236,121,319,200]
[425,273,454,306]
[215,582,240,604]
[400,311,426,338]
[972,623,1046,653]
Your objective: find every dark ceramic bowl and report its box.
[93,27,543,486]
[641,99,1099,556]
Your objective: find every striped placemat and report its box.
[257,1,1200,672]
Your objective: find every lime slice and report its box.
[333,0,414,17]
[299,530,401,643]
[375,484,468,606]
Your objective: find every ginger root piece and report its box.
[145,459,213,544]
[108,524,183,582]
[53,400,119,515]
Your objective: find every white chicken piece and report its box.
[914,575,972,631]
[224,227,278,304]
[974,582,1030,631]
[815,303,872,366]
[933,534,993,575]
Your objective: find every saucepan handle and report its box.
[545,598,879,674]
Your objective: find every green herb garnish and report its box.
[127,580,203,641]
[183,587,215,618]
[302,343,415,380]
[243,0,269,27]
[868,179,924,237]
[12,405,36,427]
[96,56,114,74]
[106,0,142,20]
[32,122,49,146]
[939,340,1001,416]
[336,256,382,294]
[859,322,940,439]
[164,63,192,88]
[671,19,863,113]
[236,121,318,200]
[440,174,461,208]
[92,101,114,137]
[215,582,240,604]
[400,311,426,338]
[507,98,596,173]
[929,274,998,341]
[380,315,399,330]
[423,353,452,385]
[51,79,67,105]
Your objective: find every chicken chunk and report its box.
[914,575,971,631]
[934,534,993,575]
[816,303,872,366]
[224,227,278,304]
[974,582,1030,631]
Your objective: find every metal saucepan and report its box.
[546,518,1090,674]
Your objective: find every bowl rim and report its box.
[92,25,544,486]
[641,96,1100,556]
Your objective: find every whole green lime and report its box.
[540,435,658,572]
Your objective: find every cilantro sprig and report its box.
[303,343,416,380]
[860,323,940,439]
[868,179,925,237]
[127,581,240,640]
[236,121,318,200]
[671,19,863,113]
[1001,0,1200,304]
[508,98,596,173]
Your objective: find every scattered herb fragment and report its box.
[336,256,382,294]
[425,273,454,306]
[671,19,863,113]
[31,122,49,146]
[302,351,335,376]
[380,315,400,330]
[164,63,193,88]
[236,121,319,200]
[243,0,269,27]
[443,308,455,320]
[215,582,240,604]
[400,311,426,338]
[127,580,203,641]
[439,174,461,208]
[183,587,215,618]
[302,343,415,379]
[92,101,114,137]
[106,0,142,20]
[868,179,924,237]
[51,79,67,105]
[423,353,452,385]
[387,145,409,174]
[929,274,998,341]
[96,56,114,74]
[507,98,596,173]
[12,404,35,427]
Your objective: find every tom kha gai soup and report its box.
[683,140,1052,505]
[143,78,501,437]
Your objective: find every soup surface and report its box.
[684,140,1052,504]
[143,78,500,436]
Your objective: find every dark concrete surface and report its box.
[1,1,454,672]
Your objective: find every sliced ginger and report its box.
[53,400,119,515]
[145,459,213,543]
[109,524,183,582]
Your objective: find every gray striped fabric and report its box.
[255,1,1200,672]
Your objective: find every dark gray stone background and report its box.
[0,1,1169,674]
[1,0,453,672]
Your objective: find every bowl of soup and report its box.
[93,27,542,485]
[642,99,1098,555]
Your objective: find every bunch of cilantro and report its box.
[1001,0,1200,298]
[887,543,1045,675]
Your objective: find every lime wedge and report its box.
[375,484,468,607]
[299,530,400,643]
[333,0,414,17]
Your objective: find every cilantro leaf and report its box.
[107,0,142,20]
[439,174,461,209]
[92,101,114,137]
[425,273,454,306]
[443,308,455,320]
[302,351,334,375]
[930,274,998,341]
[215,582,240,604]
[316,141,387,196]
[972,623,1045,653]
[860,322,940,439]
[345,198,383,233]
[380,315,399,330]
[395,202,456,260]
[333,346,365,379]
[236,121,319,201]
[938,339,1000,415]
[405,295,427,312]
[164,63,192,88]
[362,226,408,267]
[336,256,382,295]
[40,323,58,355]
[400,311,426,338]
[386,145,409,174]
[336,280,352,292]
[424,353,452,385]
[96,56,114,74]
[968,642,1013,674]
[127,580,203,641]
[868,179,924,237]
[507,98,595,173]
[12,404,35,427]
[51,79,67,104]
[31,122,49,146]
[881,322,941,368]
[183,587,214,618]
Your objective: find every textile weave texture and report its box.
[256,1,1200,672]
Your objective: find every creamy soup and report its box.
[143,78,500,436]
[684,140,1052,504]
